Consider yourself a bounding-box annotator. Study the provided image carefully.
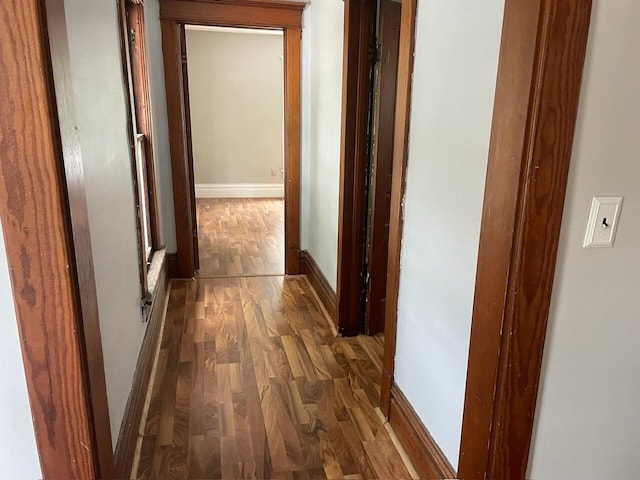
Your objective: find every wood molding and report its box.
[458,1,593,478]
[161,18,196,278]
[299,250,337,321]
[45,0,117,475]
[160,0,305,29]
[160,0,303,278]
[380,0,417,417]
[114,254,170,479]
[283,26,302,275]
[336,0,376,336]
[126,1,163,250]
[389,384,456,480]
[167,252,179,278]
[0,1,99,476]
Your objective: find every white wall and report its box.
[301,0,344,290]
[393,0,504,465]
[0,223,41,479]
[186,29,285,187]
[64,0,150,446]
[528,2,640,478]
[145,0,177,252]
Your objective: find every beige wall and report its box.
[394,0,504,464]
[186,29,285,187]
[300,0,344,290]
[63,0,152,446]
[528,2,640,478]
[145,0,177,252]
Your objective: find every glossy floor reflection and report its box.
[135,276,415,479]
[196,198,284,278]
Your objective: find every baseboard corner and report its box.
[389,383,457,480]
[299,250,337,322]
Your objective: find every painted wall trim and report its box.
[300,250,337,322]
[389,384,456,480]
[114,251,170,479]
[195,183,285,198]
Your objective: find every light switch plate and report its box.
[583,196,623,248]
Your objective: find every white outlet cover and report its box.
[583,196,623,248]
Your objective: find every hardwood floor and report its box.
[135,275,415,479]
[196,198,284,277]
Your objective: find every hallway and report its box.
[134,198,415,479]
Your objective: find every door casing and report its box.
[159,0,306,278]
[337,0,594,478]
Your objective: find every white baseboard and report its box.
[195,183,284,199]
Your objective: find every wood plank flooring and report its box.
[135,275,414,479]
[197,199,284,277]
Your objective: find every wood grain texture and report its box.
[160,0,305,29]
[337,0,376,337]
[160,0,304,278]
[118,0,154,293]
[135,276,414,479]
[365,0,401,336]
[197,199,284,278]
[127,1,163,249]
[44,0,116,475]
[284,27,302,275]
[389,385,455,480]
[180,24,200,273]
[161,18,197,278]
[0,0,97,476]
[458,1,593,479]
[380,0,417,417]
[115,255,170,479]
[299,250,337,322]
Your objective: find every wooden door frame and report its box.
[159,0,305,278]
[338,0,593,478]
[336,0,377,336]
[0,0,113,477]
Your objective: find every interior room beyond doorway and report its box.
[184,25,286,278]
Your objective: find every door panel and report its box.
[365,0,401,335]
[180,25,199,271]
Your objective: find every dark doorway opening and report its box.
[336,0,402,337]
[363,0,402,335]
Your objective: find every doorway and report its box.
[336,0,402,337]
[364,0,402,335]
[337,0,593,478]
[160,0,305,279]
[184,25,286,277]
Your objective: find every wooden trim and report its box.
[127,1,163,249]
[336,0,376,336]
[44,0,117,476]
[300,250,337,322]
[114,254,170,479]
[160,0,304,29]
[284,27,302,274]
[0,1,99,477]
[167,252,179,278]
[389,384,456,480]
[117,0,153,295]
[380,0,417,417]
[180,24,200,272]
[161,18,196,277]
[458,1,593,478]
[160,0,304,278]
